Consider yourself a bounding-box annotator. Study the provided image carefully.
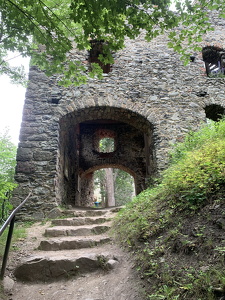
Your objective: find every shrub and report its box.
[170,119,225,164]
[162,139,225,209]
[0,130,17,224]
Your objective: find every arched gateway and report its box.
[57,107,155,207]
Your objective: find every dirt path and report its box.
[3,210,145,300]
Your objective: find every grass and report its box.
[0,223,27,260]
[113,119,225,299]
[0,223,27,299]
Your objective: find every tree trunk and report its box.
[105,168,115,207]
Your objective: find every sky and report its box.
[0,57,30,146]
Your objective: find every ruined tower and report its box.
[13,11,225,220]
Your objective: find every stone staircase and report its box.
[14,208,121,282]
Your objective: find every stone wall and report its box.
[13,12,225,219]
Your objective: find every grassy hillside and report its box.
[113,119,225,300]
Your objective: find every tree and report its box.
[0,129,17,223]
[105,168,115,207]
[114,169,135,206]
[1,0,225,86]
[94,168,135,207]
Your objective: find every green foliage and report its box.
[0,224,26,259]
[0,130,17,223]
[146,266,225,299]
[113,119,225,299]
[94,168,107,203]
[1,0,225,85]
[114,187,163,246]
[94,168,135,206]
[114,170,134,206]
[163,139,225,208]
[170,120,225,163]
[161,119,225,209]
[99,137,115,153]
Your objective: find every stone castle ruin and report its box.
[13,11,225,220]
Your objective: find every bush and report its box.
[162,138,225,209]
[113,118,225,299]
[170,119,225,163]
[0,130,17,224]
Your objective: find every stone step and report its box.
[62,209,108,217]
[84,210,110,217]
[51,216,110,227]
[45,224,111,237]
[38,235,111,251]
[60,207,123,218]
[14,246,120,282]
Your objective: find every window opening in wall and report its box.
[93,128,116,153]
[51,97,60,104]
[94,168,135,208]
[190,55,196,62]
[99,137,115,153]
[204,104,225,122]
[202,46,225,77]
[88,40,112,73]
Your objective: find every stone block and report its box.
[16,161,35,174]
[16,147,33,161]
[46,207,62,219]
[3,276,14,293]
[33,151,53,161]
[28,134,48,141]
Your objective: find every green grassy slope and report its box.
[113,119,225,300]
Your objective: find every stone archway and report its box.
[56,106,156,207]
[81,164,136,208]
